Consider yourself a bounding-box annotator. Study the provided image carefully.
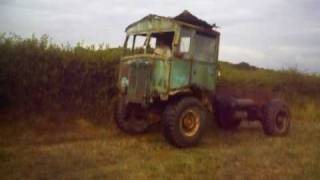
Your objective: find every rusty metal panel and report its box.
[126,14,220,37]
[192,34,217,62]
[169,58,191,89]
[191,61,216,91]
[190,34,219,91]
[126,15,178,34]
[151,59,169,94]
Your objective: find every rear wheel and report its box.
[261,99,291,136]
[162,97,206,148]
[115,98,150,134]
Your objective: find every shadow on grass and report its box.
[0,106,269,149]
[0,107,117,146]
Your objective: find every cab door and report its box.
[169,28,194,90]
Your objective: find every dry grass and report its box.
[0,110,319,180]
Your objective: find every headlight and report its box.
[218,71,221,77]
[120,76,129,92]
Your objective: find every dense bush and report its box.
[0,34,121,113]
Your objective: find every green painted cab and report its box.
[118,12,220,105]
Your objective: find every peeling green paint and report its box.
[152,59,168,93]
[169,59,191,89]
[191,61,216,90]
[126,15,178,35]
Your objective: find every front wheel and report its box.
[115,98,150,134]
[162,97,206,148]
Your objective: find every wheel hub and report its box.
[275,112,288,132]
[180,110,200,137]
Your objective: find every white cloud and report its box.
[221,46,265,62]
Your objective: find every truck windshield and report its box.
[125,32,174,57]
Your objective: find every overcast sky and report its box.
[1,0,319,72]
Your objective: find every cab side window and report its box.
[179,36,190,53]
[178,28,193,59]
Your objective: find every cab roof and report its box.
[125,10,220,37]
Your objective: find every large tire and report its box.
[162,97,206,148]
[261,99,291,136]
[215,96,241,130]
[115,98,150,134]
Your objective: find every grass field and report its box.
[1,110,319,180]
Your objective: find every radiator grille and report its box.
[127,60,151,103]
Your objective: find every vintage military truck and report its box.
[116,11,291,148]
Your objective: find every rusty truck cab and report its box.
[119,12,220,106]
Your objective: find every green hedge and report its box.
[0,34,121,112]
[1,34,319,120]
